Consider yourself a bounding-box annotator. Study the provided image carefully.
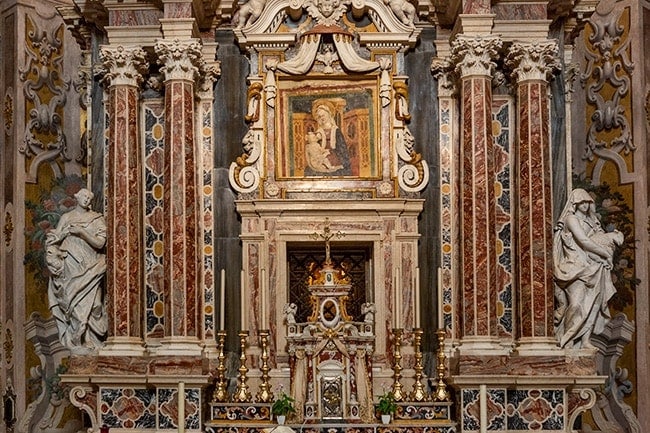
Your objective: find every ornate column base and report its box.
[99,336,146,357]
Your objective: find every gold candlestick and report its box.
[391,328,406,402]
[410,328,429,402]
[433,328,450,402]
[256,329,274,403]
[233,330,252,403]
[212,331,229,402]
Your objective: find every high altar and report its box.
[1,0,649,432]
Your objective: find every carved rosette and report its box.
[99,45,148,88]
[155,39,203,83]
[451,35,502,78]
[506,41,560,83]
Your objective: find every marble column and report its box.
[451,35,504,352]
[99,45,148,354]
[431,58,459,339]
[155,39,203,354]
[506,41,559,352]
[196,46,220,354]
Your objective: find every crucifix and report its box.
[311,218,345,265]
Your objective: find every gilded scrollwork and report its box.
[3,211,13,248]
[3,93,13,133]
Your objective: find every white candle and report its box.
[220,269,226,330]
[178,382,185,433]
[394,267,401,328]
[260,268,266,328]
[415,268,420,328]
[240,269,246,330]
[437,267,443,329]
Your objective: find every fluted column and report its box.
[155,38,203,354]
[99,45,148,354]
[506,41,559,352]
[451,35,504,352]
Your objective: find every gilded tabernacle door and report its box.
[229,0,428,199]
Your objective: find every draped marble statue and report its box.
[45,188,108,352]
[553,188,623,349]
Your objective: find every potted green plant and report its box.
[271,391,295,425]
[377,391,397,424]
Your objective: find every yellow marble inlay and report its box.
[203,185,212,195]
[153,183,163,200]
[441,183,451,194]
[152,124,164,141]
[204,245,213,255]
[154,301,164,317]
[153,240,164,257]
[442,243,452,254]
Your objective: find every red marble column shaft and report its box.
[100,46,148,347]
[452,36,502,342]
[460,75,499,338]
[508,42,558,342]
[106,85,142,340]
[163,79,199,339]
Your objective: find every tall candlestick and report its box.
[415,268,420,328]
[241,269,246,329]
[178,382,185,433]
[437,267,443,329]
[220,269,226,330]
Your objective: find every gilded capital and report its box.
[99,45,148,88]
[450,35,502,78]
[506,41,560,83]
[155,39,203,83]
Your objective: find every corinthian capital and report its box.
[506,41,560,83]
[450,35,502,78]
[155,39,203,82]
[99,45,148,88]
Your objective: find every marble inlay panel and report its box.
[158,387,201,430]
[100,387,157,429]
[492,97,513,336]
[144,100,165,338]
[506,389,564,431]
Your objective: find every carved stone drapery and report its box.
[98,45,148,353]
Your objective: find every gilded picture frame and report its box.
[276,81,380,180]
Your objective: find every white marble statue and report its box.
[384,0,416,25]
[553,188,623,349]
[45,188,107,352]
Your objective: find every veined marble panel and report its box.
[143,100,165,338]
[491,96,513,337]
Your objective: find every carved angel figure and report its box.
[45,188,107,352]
[384,0,416,25]
[284,303,298,324]
[235,0,268,28]
[553,188,623,349]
